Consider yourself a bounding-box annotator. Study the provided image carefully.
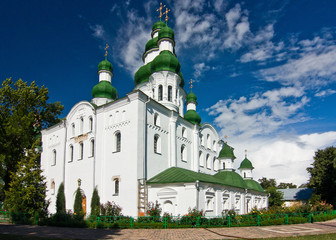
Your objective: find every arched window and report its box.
[154,113,160,127]
[223,162,225,170]
[199,151,204,167]
[80,117,84,134]
[182,127,186,138]
[71,123,75,136]
[207,134,211,149]
[206,154,211,169]
[114,179,119,195]
[69,145,74,162]
[90,139,94,157]
[168,86,172,102]
[51,180,55,195]
[200,134,204,146]
[79,142,83,159]
[52,149,56,166]
[114,132,121,152]
[152,88,155,98]
[154,134,161,154]
[213,140,216,151]
[89,117,93,131]
[158,85,163,101]
[244,172,246,178]
[181,145,187,161]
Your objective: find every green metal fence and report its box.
[1,210,336,229]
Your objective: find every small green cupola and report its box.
[151,21,167,37]
[98,57,113,72]
[92,45,118,106]
[218,143,236,159]
[186,90,197,104]
[239,151,254,179]
[184,110,202,125]
[184,86,201,125]
[217,140,236,172]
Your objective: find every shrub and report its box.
[146,201,162,217]
[90,187,100,216]
[56,183,66,214]
[100,201,122,216]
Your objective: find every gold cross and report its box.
[163,7,171,22]
[224,135,228,143]
[156,3,166,20]
[245,149,247,157]
[189,79,194,89]
[104,44,109,57]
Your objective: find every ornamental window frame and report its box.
[90,138,95,157]
[52,149,56,166]
[69,145,74,162]
[181,144,187,162]
[154,134,161,154]
[168,85,172,102]
[158,85,163,101]
[113,131,121,153]
[79,142,84,160]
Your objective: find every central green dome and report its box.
[218,143,236,159]
[92,81,118,100]
[184,110,201,125]
[245,179,265,192]
[98,58,113,72]
[151,50,181,73]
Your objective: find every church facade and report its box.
[40,19,268,217]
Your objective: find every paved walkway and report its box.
[1,219,336,239]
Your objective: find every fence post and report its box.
[285,214,288,225]
[164,217,167,229]
[309,213,312,223]
[228,216,231,228]
[196,217,200,228]
[257,215,260,226]
[130,217,134,229]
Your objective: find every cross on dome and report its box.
[164,7,171,22]
[104,44,109,57]
[157,3,166,20]
[245,149,247,157]
[224,135,228,143]
[189,79,194,89]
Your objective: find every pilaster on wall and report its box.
[169,111,178,167]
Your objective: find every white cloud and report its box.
[231,132,336,185]
[193,62,210,79]
[259,45,336,88]
[315,89,336,97]
[208,87,308,139]
[90,24,105,38]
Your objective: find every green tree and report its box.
[4,146,49,219]
[307,146,336,207]
[56,182,66,214]
[258,177,277,189]
[0,78,63,195]
[267,187,284,207]
[74,187,83,216]
[277,182,297,189]
[90,187,100,216]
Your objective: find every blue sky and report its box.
[1,0,336,185]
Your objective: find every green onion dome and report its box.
[186,90,197,104]
[134,62,152,85]
[239,157,254,169]
[214,171,247,189]
[98,58,113,72]
[244,179,265,192]
[218,143,236,159]
[184,110,201,125]
[158,26,175,41]
[92,81,118,100]
[151,50,181,74]
[152,21,167,31]
[145,37,159,52]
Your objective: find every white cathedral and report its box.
[41,19,268,217]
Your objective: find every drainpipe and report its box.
[196,180,200,211]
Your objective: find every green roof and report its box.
[147,167,247,190]
[145,37,159,52]
[218,143,236,159]
[98,58,113,72]
[244,179,265,193]
[186,90,197,104]
[239,157,254,169]
[184,110,201,125]
[134,62,152,85]
[152,21,167,31]
[91,81,118,100]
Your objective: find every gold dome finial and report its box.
[163,7,171,23]
[189,79,194,89]
[224,135,228,143]
[104,44,109,58]
[157,3,166,20]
